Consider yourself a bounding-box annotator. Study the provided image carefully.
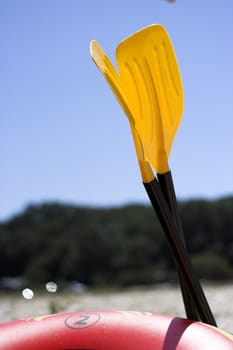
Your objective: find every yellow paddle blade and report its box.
[90,40,134,125]
[90,40,154,182]
[116,24,184,173]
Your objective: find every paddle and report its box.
[90,35,198,321]
[90,40,156,188]
[115,24,198,320]
[115,23,185,240]
[90,28,216,326]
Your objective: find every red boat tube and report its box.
[0,310,232,349]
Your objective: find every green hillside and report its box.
[0,197,232,287]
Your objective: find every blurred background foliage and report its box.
[0,196,232,287]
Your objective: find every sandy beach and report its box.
[0,283,232,333]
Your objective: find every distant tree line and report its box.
[0,197,232,287]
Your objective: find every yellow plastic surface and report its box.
[90,40,154,183]
[90,41,132,123]
[116,25,184,173]
[90,24,183,176]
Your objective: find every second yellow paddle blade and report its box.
[116,25,184,173]
[90,40,154,182]
[90,40,131,120]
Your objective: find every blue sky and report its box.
[1,0,233,221]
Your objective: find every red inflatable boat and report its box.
[0,310,232,349]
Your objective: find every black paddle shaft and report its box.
[157,171,200,321]
[144,178,217,327]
